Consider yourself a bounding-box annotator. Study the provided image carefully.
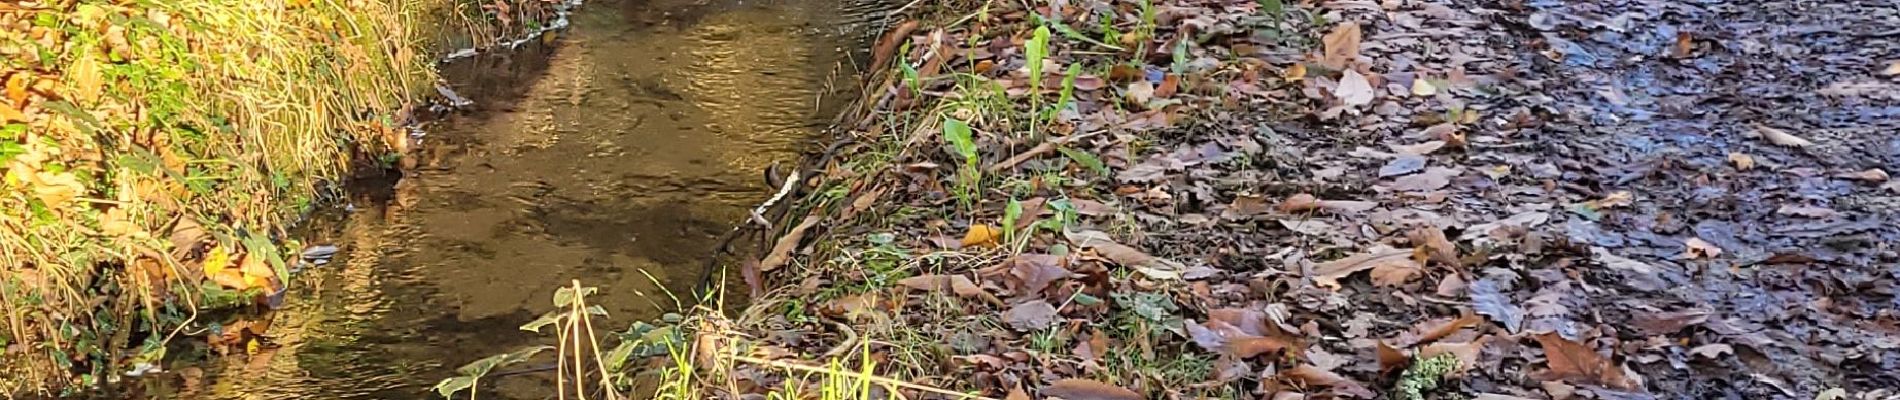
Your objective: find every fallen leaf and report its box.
[1390,167,1460,191]
[1884,60,1900,76]
[1775,204,1839,218]
[1125,81,1156,107]
[1279,219,1339,237]
[1376,341,1410,372]
[896,274,992,301]
[1224,194,1274,219]
[1337,69,1375,106]
[1461,211,1551,241]
[1591,247,1665,292]
[1067,230,1184,279]
[1311,246,1417,288]
[1380,155,1427,177]
[1320,22,1363,69]
[1319,200,1379,214]
[1389,141,1447,155]
[1007,254,1069,294]
[1435,274,1467,297]
[1631,309,1709,335]
[1835,168,1889,182]
[1749,124,1812,147]
[1542,381,1577,400]
[1369,257,1421,287]
[962,224,1002,248]
[1469,278,1524,333]
[69,55,103,103]
[1684,237,1723,259]
[1533,332,1639,390]
[1279,193,1321,213]
[1003,300,1060,331]
[759,214,822,271]
[1411,77,1437,97]
[1727,152,1755,170]
[1282,364,1375,398]
[1688,343,1732,359]
[1594,191,1634,208]
[1043,379,1143,400]
[4,73,25,106]
[1473,394,1540,400]
[1285,63,1308,81]
[1007,385,1032,400]
[1414,314,1484,345]
[1408,226,1459,267]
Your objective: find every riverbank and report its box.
[658,0,1900,398]
[0,0,566,394]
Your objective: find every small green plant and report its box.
[1024,25,1051,140]
[941,117,979,209]
[1393,353,1460,400]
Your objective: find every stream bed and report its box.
[138,0,891,398]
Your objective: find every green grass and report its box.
[0,0,555,394]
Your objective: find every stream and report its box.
[137,0,892,398]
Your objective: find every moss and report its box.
[1394,353,1461,400]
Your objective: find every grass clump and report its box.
[0,0,560,394]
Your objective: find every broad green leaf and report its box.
[1260,0,1284,16]
[1027,26,1051,91]
[942,118,976,161]
[552,286,597,307]
[519,311,562,333]
[433,376,475,398]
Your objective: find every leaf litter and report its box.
[695,0,1900,398]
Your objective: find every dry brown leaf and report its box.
[1533,332,1639,390]
[1727,152,1755,170]
[1631,309,1710,335]
[1750,124,1812,147]
[1319,200,1378,214]
[0,102,23,124]
[1408,226,1459,267]
[759,214,822,271]
[4,73,25,106]
[896,274,992,301]
[1415,314,1483,345]
[1279,193,1321,213]
[1684,237,1723,259]
[1006,385,1032,400]
[1224,194,1274,219]
[1390,167,1460,192]
[1312,246,1417,288]
[1369,258,1421,287]
[1337,69,1375,106]
[1389,141,1447,155]
[962,224,1001,248]
[1884,60,1900,76]
[1285,63,1308,81]
[1836,168,1889,182]
[1067,230,1184,279]
[1321,22,1363,69]
[1689,343,1733,359]
[1003,300,1060,331]
[1043,378,1144,400]
[69,54,103,103]
[1008,253,1069,294]
[1473,394,1540,400]
[1282,364,1375,398]
[1594,191,1634,208]
[1376,341,1410,372]
[1775,204,1839,218]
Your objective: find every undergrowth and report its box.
[0,0,562,394]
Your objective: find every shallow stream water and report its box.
[138,0,891,398]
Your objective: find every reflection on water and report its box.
[140,0,890,398]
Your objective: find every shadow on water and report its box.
[134,0,895,398]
